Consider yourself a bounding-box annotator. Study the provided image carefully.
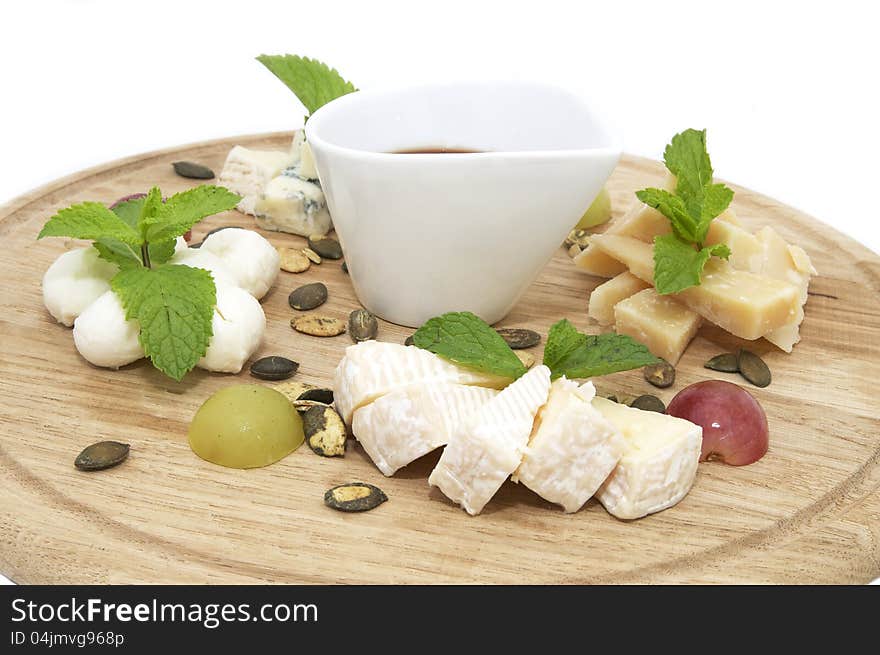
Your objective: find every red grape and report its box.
[667,380,768,465]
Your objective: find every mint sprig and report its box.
[636,129,733,294]
[256,54,356,120]
[542,319,658,380]
[37,184,241,380]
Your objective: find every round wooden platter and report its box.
[1,133,878,585]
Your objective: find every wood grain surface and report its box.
[1,133,878,584]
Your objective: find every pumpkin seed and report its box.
[348,309,378,342]
[568,244,582,258]
[292,399,332,412]
[564,228,591,249]
[324,482,387,512]
[341,262,348,275]
[298,388,334,405]
[250,356,299,381]
[307,236,343,260]
[495,328,541,349]
[404,335,415,346]
[279,247,311,273]
[738,349,771,388]
[274,380,317,403]
[705,353,740,373]
[605,395,619,403]
[515,350,535,369]
[643,360,675,388]
[74,441,130,471]
[303,405,347,457]
[291,315,346,337]
[630,394,666,413]
[288,282,328,310]
[172,160,215,179]
[302,248,322,264]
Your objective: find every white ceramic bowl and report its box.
[306,81,621,327]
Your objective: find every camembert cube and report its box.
[590,234,800,340]
[512,379,624,513]
[614,288,701,365]
[588,272,650,326]
[592,397,702,520]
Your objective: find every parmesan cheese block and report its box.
[429,365,552,516]
[512,379,624,513]
[590,234,800,340]
[755,226,816,352]
[588,271,651,325]
[217,146,296,215]
[352,383,498,476]
[333,341,510,424]
[705,219,764,273]
[614,288,701,365]
[592,397,702,520]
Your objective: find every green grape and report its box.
[575,186,612,229]
[188,384,304,468]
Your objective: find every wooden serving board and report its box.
[1,132,878,585]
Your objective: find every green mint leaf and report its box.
[110,197,145,229]
[138,187,164,240]
[543,319,658,379]
[706,242,731,260]
[142,185,240,243]
[694,182,734,242]
[37,201,141,245]
[111,264,216,381]
[664,128,713,200]
[635,187,699,242]
[93,239,141,269]
[147,238,178,265]
[653,233,713,294]
[412,311,526,380]
[256,54,356,117]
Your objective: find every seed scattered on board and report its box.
[291,315,346,337]
[324,483,388,512]
[307,236,343,260]
[404,335,415,346]
[274,380,317,403]
[564,228,591,249]
[630,395,666,413]
[302,248,322,264]
[250,356,299,381]
[737,349,772,388]
[299,388,334,405]
[704,353,740,373]
[279,248,311,273]
[348,309,378,342]
[643,360,675,388]
[74,441,130,471]
[172,161,215,180]
[341,262,349,275]
[495,328,541,349]
[288,282,328,310]
[303,405,347,457]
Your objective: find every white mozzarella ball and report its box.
[197,285,266,373]
[174,236,188,254]
[42,247,118,327]
[72,290,144,368]
[199,228,280,299]
[168,247,238,288]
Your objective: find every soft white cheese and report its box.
[199,228,280,300]
[428,365,552,516]
[72,290,144,368]
[42,247,118,327]
[353,383,498,476]
[197,285,266,373]
[168,247,239,289]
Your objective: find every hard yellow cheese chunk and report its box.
[588,272,650,326]
[614,288,701,365]
[590,234,800,341]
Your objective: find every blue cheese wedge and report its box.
[253,174,332,237]
[333,341,511,424]
[217,146,295,214]
[592,397,702,520]
[429,365,552,516]
[512,379,624,513]
[352,383,498,476]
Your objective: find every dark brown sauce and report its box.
[390,147,485,154]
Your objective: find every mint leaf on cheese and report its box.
[111,264,216,381]
[38,202,141,246]
[142,185,240,243]
[412,311,527,380]
[256,54,356,117]
[653,234,732,295]
[635,187,698,242]
[542,319,658,380]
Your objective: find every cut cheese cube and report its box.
[512,379,624,513]
[572,242,628,277]
[592,397,702,520]
[429,365,552,516]
[588,271,650,325]
[217,146,295,214]
[352,383,498,476]
[590,234,800,340]
[333,341,510,424]
[705,219,764,273]
[755,226,816,352]
[253,174,332,237]
[614,288,701,365]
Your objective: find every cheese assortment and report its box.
[217,132,333,237]
[335,341,704,518]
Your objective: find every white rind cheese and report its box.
[254,174,331,237]
[217,146,295,215]
[333,341,510,424]
[352,383,498,476]
[429,365,552,515]
[513,379,624,513]
[592,397,702,520]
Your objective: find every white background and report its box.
[1,1,878,584]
